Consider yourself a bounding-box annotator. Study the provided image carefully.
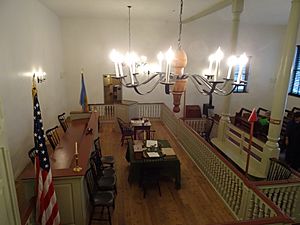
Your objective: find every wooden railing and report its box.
[88,102,161,121]
[88,104,115,120]
[137,103,161,119]
[183,118,206,134]
[86,102,298,225]
[255,179,300,222]
[160,104,293,224]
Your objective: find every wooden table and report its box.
[130,118,151,140]
[19,112,99,225]
[126,139,181,189]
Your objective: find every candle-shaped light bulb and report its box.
[237,53,248,83]
[208,54,215,74]
[227,55,238,79]
[157,51,164,73]
[165,47,175,64]
[140,55,147,63]
[110,49,120,78]
[214,47,224,80]
[75,142,78,155]
[165,47,174,83]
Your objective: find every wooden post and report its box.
[245,109,257,177]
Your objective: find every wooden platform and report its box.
[98,121,235,225]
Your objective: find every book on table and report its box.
[146,152,160,158]
[161,148,176,156]
[146,140,158,147]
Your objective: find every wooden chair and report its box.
[266,158,292,181]
[89,156,117,194]
[200,117,214,142]
[117,117,134,145]
[58,113,68,132]
[94,137,114,167]
[46,126,60,150]
[90,151,116,178]
[137,130,156,140]
[85,168,115,225]
[140,160,162,198]
[234,108,252,132]
[28,148,36,164]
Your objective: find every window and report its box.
[289,45,300,97]
[233,57,251,93]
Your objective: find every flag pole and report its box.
[245,108,257,178]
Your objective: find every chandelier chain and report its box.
[128,5,132,52]
[178,0,183,49]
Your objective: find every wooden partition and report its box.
[19,112,99,225]
[211,122,272,178]
[87,102,299,224]
[160,104,292,224]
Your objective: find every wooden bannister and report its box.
[87,101,300,225]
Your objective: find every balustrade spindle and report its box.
[277,189,285,209]
[258,202,265,218]
[247,194,255,219]
[234,182,243,214]
[253,198,261,219]
[273,188,279,204]
[229,177,237,208]
[281,187,289,214]
[286,186,293,215]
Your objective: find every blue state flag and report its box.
[80,72,89,112]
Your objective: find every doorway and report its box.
[103,74,122,104]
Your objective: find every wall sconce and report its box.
[34,72,46,83]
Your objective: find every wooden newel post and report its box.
[245,108,258,177]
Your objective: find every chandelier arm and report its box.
[191,75,215,94]
[190,75,210,95]
[137,73,161,85]
[120,77,134,87]
[213,84,237,96]
[132,77,163,95]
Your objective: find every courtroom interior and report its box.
[1,0,300,225]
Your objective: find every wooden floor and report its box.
[96,121,236,225]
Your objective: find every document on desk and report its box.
[131,120,144,126]
[161,148,176,156]
[146,140,158,147]
[147,152,160,158]
[133,145,146,152]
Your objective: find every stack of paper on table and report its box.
[133,140,144,152]
[133,140,143,145]
[146,140,158,147]
[147,152,160,158]
[161,148,176,156]
[131,119,144,125]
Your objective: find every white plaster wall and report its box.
[0,0,67,177]
[61,18,178,111]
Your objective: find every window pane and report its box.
[233,65,247,93]
[290,45,300,96]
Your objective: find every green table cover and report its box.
[126,140,181,189]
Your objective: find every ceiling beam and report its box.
[182,0,232,24]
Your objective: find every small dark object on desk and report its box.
[86,127,93,135]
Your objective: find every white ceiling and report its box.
[38,0,291,25]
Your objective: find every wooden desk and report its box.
[126,139,181,189]
[19,112,99,225]
[130,119,151,139]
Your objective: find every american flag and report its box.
[32,80,60,225]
